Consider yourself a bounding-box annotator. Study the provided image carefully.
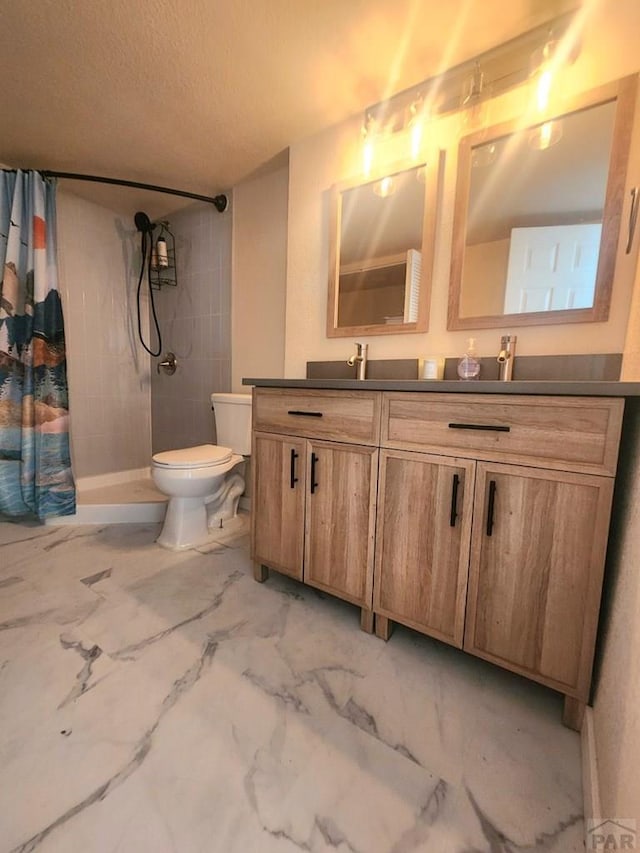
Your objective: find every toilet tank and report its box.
[210,393,252,455]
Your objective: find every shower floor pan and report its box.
[46,469,167,525]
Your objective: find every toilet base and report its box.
[206,470,245,530]
[156,496,212,550]
[153,457,246,551]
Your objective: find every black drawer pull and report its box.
[290,449,299,489]
[310,453,319,494]
[288,410,323,417]
[450,473,460,527]
[448,422,510,433]
[486,480,497,536]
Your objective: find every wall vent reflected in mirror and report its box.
[327,157,442,337]
[448,75,638,331]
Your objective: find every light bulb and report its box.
[407,96,426,161]
[361,113,378,177]
[530,35,559,115]
[536,68,553,112]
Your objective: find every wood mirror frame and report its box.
[447,75,638,331]
[326,151,443,338]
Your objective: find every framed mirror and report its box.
[448,75,637,330]
[327,154,442,337]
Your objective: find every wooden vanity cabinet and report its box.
[250,386,624,729]
[250,388,381,631]
[465,462,614,722]
[376,392,624,729]
[304,439,378,614]
[374,450,475,647]
[251,432,306,581]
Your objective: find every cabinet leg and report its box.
[562,696,586,731]
[375,615,394,641]
[360,608,374,634]
[253,563,269,583]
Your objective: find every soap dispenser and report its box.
[457,337,481,380]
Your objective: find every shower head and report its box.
[134,211,153,233]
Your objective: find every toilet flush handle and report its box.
[157,352,177,375]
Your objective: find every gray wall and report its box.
[57,191,152,479]
[151,200,232,454]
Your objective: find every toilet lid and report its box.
[152,444,233,469]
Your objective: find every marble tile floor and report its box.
[0,517,583,852]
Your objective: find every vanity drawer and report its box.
[381,393,624,475]
[253,388,381,445]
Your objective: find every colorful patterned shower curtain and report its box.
[0,170,75,518]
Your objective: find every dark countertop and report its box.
[242,378,640,397]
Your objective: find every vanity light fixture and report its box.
[358,9,577,169]
[460,62,490,131]
[361,113,378,177]
[530,33,559,113]
[407,94,429,161]
[527,31,568,150]
[361,96,429,177]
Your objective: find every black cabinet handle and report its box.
[450,473,460,527]
[290,449,299,489]
[310,453,319,494]
[288,410,323,418]
[449,423,510,433]
[486,480,497,536]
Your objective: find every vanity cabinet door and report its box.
[464,461,614,699]
[374,450,475,647]
[304,440,378,609]
[251,432,306,581]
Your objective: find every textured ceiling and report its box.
[0,0,576,216]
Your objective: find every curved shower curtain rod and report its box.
[39,170,228,212]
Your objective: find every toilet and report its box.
[151,392,252,550]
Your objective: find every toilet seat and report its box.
[152,444,233,469]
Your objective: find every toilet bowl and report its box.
[151,393,252,550]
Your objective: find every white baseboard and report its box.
[582,706,602,820]
[76,466,151,493]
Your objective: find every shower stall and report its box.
[54,189,233,521]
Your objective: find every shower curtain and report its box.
[0,170,75,518]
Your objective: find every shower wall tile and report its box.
[56,192,152,480]
[151,199,232,454]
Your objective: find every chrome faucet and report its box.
[347,342,368,380]
[497,335,517,381]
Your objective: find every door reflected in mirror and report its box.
[327,157,441,337]
[448,76,637,330]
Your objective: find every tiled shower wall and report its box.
[151,200,232,453]
[57,192,152,479]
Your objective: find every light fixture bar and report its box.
[363,9,577,128]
